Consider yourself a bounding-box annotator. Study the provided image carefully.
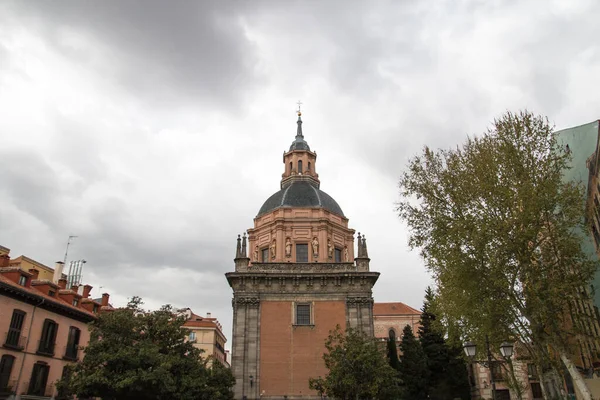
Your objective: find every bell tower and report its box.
[226,111,379,400]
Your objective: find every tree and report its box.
[398,325,429,399]
[56,297,234,400]
[419,287,470,400]
[397,110,598,398]
[309,326,402,400]
[386,332,400,371]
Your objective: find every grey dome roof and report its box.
[289,137,310,151]
[257,181,344,217]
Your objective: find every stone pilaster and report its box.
[232,296,261,399]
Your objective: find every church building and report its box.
[226,111,380,399]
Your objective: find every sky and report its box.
[1,0,600,349]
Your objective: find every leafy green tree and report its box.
[56,297,234,400]
[309,325,402,400]
[398,325,428,399]
[419,287,470,400]
[387,331,400,371]
[397,110,598,398]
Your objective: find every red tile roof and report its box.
[183,320,220,328]
[373,302,421,316]
[0,274,97,319]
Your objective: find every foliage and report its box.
[309,325,402,400]
[419,287,471,400]
[55,297,234,400]
[397,110,598,394]
[386,333,400,371]
[398,324,429,399]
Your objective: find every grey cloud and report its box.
[0,150,68,228]
[8,1,262,109]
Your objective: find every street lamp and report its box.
[499,342,514,359]
[463,337,514,400]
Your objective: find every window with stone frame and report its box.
[295,304,311,325]
[530,382,543,399]
[334,248,342,263]
[491,362,504,381]
[296,244,308,262]
[261,248,269,262]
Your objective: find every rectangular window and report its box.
[0,355,15,391]
[527,363,538,380]
[37,319,58,356]
[48,290,55,297]
[491,362,504,381]
[5,310,26,349]
[530,382,543,399]
[334,248,342,263]
[295,304,311,325]
[261,248,269,262]
[93,304,99,313]
[296,244,308,262]
[72,299,79,307]
[189,331,196,342]
[18,275,26,286]
[64,327,81,360]
[28,362,50,396]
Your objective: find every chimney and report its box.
[101,293,109,306]
[28,269,39,280]
[206,312,212,318]
[0,254,9,268]
[58,278,67,289]
[53,261,64,283]
[83,284,93,298]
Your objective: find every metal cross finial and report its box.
[296,100,303,114]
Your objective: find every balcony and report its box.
[3,331,26,351]
[36,340,55,357]
[22,382,54,398]
[0,379,16,395]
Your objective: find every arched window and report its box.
[389,328,396,341]
[298,160,303,174]
[289,161,293,174]
[307,161,311,171]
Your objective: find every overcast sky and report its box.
[1,0,600,349]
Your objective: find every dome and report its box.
[257,181,344,217]
[289,137,310,151]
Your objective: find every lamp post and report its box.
[464,336,514,400]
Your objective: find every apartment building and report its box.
[0,247,112,399]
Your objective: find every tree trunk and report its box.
[506,358,524,400]
[560,351,592,400]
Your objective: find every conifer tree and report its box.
[419,287,470,400]
[398,324,428,399]
[387,330,400,371]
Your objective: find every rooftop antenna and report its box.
[63,235,78,264]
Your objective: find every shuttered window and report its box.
[0,355,15,391]
[5,310,26,349]
[38,319,58,356]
